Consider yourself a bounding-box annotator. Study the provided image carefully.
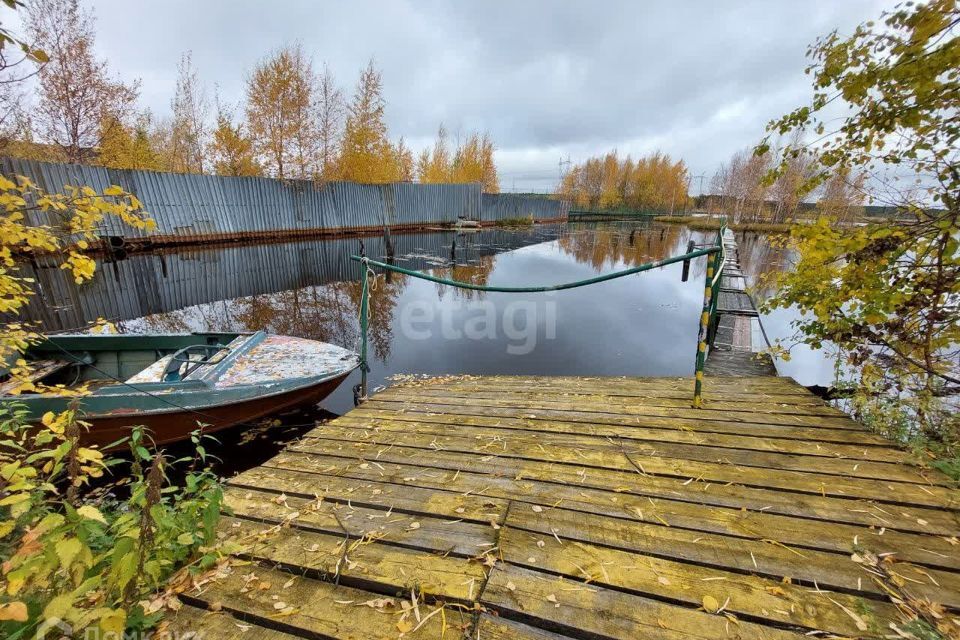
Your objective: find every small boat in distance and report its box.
[0,331,359,449]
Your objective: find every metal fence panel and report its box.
[481,193,570,222]
[1,158,486,238]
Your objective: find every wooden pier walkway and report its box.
[705,228,778,377]
[167,375,960,639]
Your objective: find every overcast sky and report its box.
[13,0,896,191]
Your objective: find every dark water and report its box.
[21,222,831,472]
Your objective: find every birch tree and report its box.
[168,51,209,173]
[418,124,451,183]
[759,0,959,452]
[561,151,688,211]
[25,0,138,162]
[208,102,261,177]
[338,59,396,183]
[316,63,344,180]
[245,44,319,179]
[419,127,499,191]
[98,112,163,170]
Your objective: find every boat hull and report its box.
[80,371,352,450]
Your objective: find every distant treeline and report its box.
[559,151,689,213]
[691,196,912,219]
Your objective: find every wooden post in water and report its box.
[680,240,695,282]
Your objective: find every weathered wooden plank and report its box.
[219,515,488,601]
[265,451,960,570]
[162,605,302,640]
[405,382,822,406]
[384,378,817,401]
[444,377,814,400]
[318,418,934,484]
[369,393,863,430]
[378,387,848,417]
[704,349,780,377]
[503,504,893,597]
[350,402,903,452]
[717,290,758,316]
[482,563,807,640]
[277,441,960,543]
[711,314,754,351]
[377,385,849,419]
[228,465,507,523]
[222,486,496,557]
[178,565,449,639]
[336,409,915,465]
[296,431,959,508]
[474,614,573,639]
[359,400,898,447]
[231,461,958,590]
[720,275,746,290]
[497,526,902,634]
[397,375,810,393]
[201,374,960,638]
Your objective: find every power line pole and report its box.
[557,155,571,194]
[690,173,707,211]
[695,173,706,195]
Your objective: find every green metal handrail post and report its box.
[693,247,719,408]
[707,228,723,344]
[358,261,370,403]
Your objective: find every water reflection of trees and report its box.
[736,233,791,300]
[345,274,408,361]
[553,224,790,298]
[442,255,496,300]
[557,223,684,269]
[236,286,358,347]
[131,273,408,364]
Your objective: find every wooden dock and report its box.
[166,375,960,639]
[705,229,778,377]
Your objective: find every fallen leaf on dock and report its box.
[702,595,720,613]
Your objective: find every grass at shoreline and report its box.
[654,215,794,234]
[494,216,535,227]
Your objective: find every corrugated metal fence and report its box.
[481,193,570,222]
[1,157,497,242]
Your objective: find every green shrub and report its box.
[0,404,224,637]
[495,215,535,227]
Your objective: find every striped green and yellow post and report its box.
[692,249,719,408]
[358,260,370,403]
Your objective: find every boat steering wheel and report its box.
[162,344,229,382]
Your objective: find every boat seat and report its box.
[125,335,248,384]
[126,355,176,384]
[0,358,74,394]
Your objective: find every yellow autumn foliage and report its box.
[337,60,409,183]
[417,125,499,192]
[0,174,154,393]
[560,151,689,212]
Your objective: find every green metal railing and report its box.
[351,218,727,406]
[693,222,727,407]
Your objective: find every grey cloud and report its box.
[79,0,894,190]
